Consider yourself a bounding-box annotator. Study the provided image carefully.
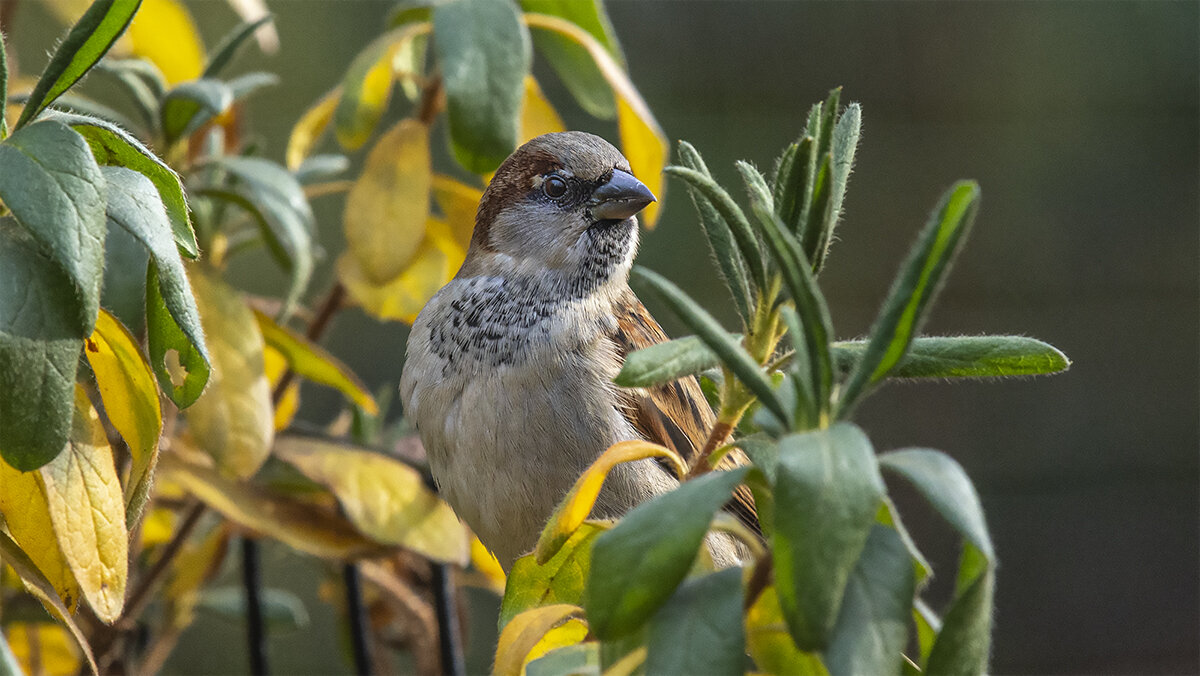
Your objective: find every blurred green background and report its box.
[12,1,1198,673]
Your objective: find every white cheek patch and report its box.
[491,201,589,268]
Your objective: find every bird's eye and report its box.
[542,175,568,199]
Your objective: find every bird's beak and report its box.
[588,168,656,221]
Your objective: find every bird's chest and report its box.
[402,280,640,564]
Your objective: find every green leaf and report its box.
[203,15,275,78]
[199,156,316,314]
[773,423,885,651]
[799,155,831,264]
[521,0,621,119]
[614,334,734,388]
[777,135,815,235]
[838,182,981,417]
[294,154,350,184]
[878,448,994,563]
[333,23,430,151]
[925,545,993,676]
[779,305,815,426]
[631,267,786,422]
[738,161,834,415]
[0,220,82,470]
[585,467,749,639]
[913,599,941,667]
[197,586,310,631]
[227,71,280,101]
[526,642,600,676]
[817,88,842,159]
[676,141,753,325]
[812,103,860,273]
[501,523,604,629]
[824,525,916,676]
[100,166,210,408]
[160,78,233,145]
[94,59,163,130]
[746,585,828,676]
[15,0,140,129]
[664,165,766,292]
[833,335,1070,379]
[644,568,745,676]
[49,111,199,257]
[434,0,532,173]
[0,119,106,335]
[878,449,995,674]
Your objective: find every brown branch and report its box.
[119,500,206,629]
[743,553,774,612]
[686,420,735,479]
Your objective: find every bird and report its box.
[400,131,755,570]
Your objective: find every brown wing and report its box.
[609,290,761,534]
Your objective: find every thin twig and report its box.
[743,553,774,612]
[120,500,207,628]
[687,420,735,479]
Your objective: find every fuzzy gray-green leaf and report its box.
[812,103,860,272]
[664,165,766,292]
[203,15,275,79]
[834,335,1069,380]
[161,79,234,145]
[645,568,746,676]
[631,267,786,422]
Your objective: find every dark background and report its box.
[12,1,1199,673]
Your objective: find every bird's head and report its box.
[464,132,655,285]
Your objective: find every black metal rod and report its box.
[342,563,372,675]
[241,537,269,675]
[431,563,464,676]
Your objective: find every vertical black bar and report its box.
[343,563,371,676]
[431,563,464,676]
[241,537,269,676]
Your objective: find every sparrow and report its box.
[400,131,755,570]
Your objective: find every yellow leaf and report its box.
[339,219,465,324]
[0,532,98,675]
[5,623,82,676]
[252,310,378,415]
[160,454,389,560]
[523,14,668,227]
[274,437,468,565]
[470,535,507,593]
[139,506,176,549]
[0,466,81,613]
[286,87,341,171]
[85,309,162,523]
[534,440,685,564]
[334,22,431,150]
[39,387,128,624]
[494,604,585,676]
[745,585,828,675]
[519,76,566,145]
[431,175,483,251]
[185,268,274,479]
[126,0,205,85]
[263,345,300,432]
[344,118,433,283]
[522,619,588,674]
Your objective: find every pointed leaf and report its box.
[746,586,828,675]
[925,545,993,675]
[585,467,749,639]
[202,15,275,78]
[536,440,685,564]
[435,0,531,174]
[160,78,232,144]
[502,523,604,629]
[184,269,272,478]
[495,604,585,676]
[0,119,106,335]
[252,310,377,414]
[838,182,981,416]
[524,13,666,226]
[663,166,764,290]
[39,387,128,623]
[614,334,735,388]
[777,135,816,237]
[343,118,432,283]
[287,87,340,170]
[773,423,885,650]
[84,309,161,523]
[677,141,753,323]
[333,22,429,151]
[833,335,1070,379]
[520,0,621,119]
[273,436,467,564]
[94,58,162,130]
[0,219,83,470]
[879,448,994,560]
[630,267,785,422]
[812,103,860,272]
[160,455,391,560]
[824,525,916,676]
[645,568,745,676]
[53,111,198,257]
[0,531,98,675]
[15,0,139,129]
[227,71,279,101]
